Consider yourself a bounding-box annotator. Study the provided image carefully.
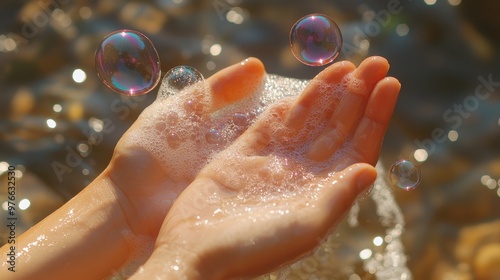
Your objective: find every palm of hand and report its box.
[105,59,266,236]
[152,57,400,278]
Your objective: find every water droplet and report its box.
[389,160,421,191]
[289,14,342,66]
[95,30,161,95]
[160,66,204,98]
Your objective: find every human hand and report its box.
[106,58,266,237]
[0,58,267,280]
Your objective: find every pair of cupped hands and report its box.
[113,56,400,279]
[1,56,399,280]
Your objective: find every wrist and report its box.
[129,177,231,280]
[130,244,206,280]
[0,173,133,280]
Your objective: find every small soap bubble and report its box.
[161,66,204,98]
[205,128,221,144]
[289,13,343,66]
[166,112,179,126]
[155,122,167,132]
[183,99,203,113]
[232,113,249,127]
[389,160,421,191]
[95,30,161,95]
[167,132,180,149]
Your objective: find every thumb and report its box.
[208,57,265,111]
[319,163,377,224]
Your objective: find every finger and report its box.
[306,56,390,162]
[237,99,292,153]
[208,57,265,112]
[348,56,390,95]
[284,60,355,131]
[347,77,401,165]
[177,57,265,117]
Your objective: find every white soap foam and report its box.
[124,77,267,182]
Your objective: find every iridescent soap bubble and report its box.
[289,13,343,66]
[95,30,161,95]
[389,160,421,191]
[160,66,204,98]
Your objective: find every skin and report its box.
[0,57,400,280]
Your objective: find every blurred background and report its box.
[0,0,499,279]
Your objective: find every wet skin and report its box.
[0,57,400,280]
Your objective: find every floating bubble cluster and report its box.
[289,13,343,66]
[389,159,421,191]
[95,30,161,95]
[160,66,205,99]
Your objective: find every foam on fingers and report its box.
[347,77,401,165]
[284,60,354,131]
[348,56,390,96]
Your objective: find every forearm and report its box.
[0,171,132,280]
